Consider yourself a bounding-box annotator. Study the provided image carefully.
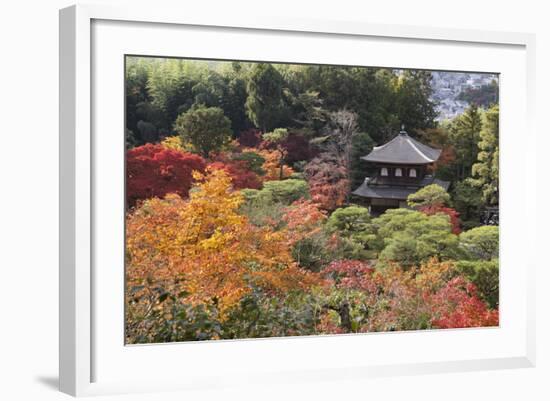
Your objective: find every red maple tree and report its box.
[207,160,262,190]
[430,276,499,329]
[260,132,319,164]
[304,153,349,210]
[126,143,206,207]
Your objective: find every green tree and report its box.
[299,65,357,111]
[325,206,377,259]
[136,120,158,144]
[326,206,375,247]
[239,190,285,228]
[239,180,310,230]
[416,127,456,182]
[459,226,499,261]
[125,58,441,147]
[125,57,153,144]
[472,105,499,205]
[393,70,438,133]
[456,259,499,308]
[290,233,337,272]
[148,59,199,130]
[407,184,451,208]
[125,129,137,149]
[353,68,398,143]
[222,291,320,339]
[372,209,459,267]
[174,105,232,158]
[449,104,482,179]
[231,151,265,175]
[350,132,375,188]
[286,90,328,136]
[245,63,288,132]
[192,66,249,134]
[293,66,435,143]
[242,179,310,208]
[221,70,249,134]
[452,178,483,224]
[262,179,309,204]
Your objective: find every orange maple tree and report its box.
[256,148,294,181]
[281,199,327,245]
[126,168,320,316]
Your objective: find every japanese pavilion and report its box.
[352,126,450,215]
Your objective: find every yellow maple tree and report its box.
[160,135,195,153]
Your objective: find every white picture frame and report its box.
[59,4,536,397]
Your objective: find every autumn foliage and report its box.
[125,58,500,344]
[125,140,498,342]
[126,169,321,318]
[317,258,498,333]
[257,148,294,181]
[207,160,262,190]
[324,260,375,291]
[304,153,349,210]
[281,133,319,164]
[430,276,499,329]
[126,143,206,206]
[282,199,327,245]
[260,132,319,165]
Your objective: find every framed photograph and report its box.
[59,4,536,396]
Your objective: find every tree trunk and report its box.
[278,149,284,180]
[323,302,353,333]
[338,302,352,332]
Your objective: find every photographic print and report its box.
[125,56,499,344]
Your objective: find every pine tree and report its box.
[449,104,482,179]
[245,63,288,132]
[472,105,499,205]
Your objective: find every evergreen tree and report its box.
[452,178,483,224]
[449,104,482,179]
[125,58,154,145]
[472,105,499,205]
[174,105,233,158]
[393,70,438,134]
[148,59,198,131]
[245,63,288,132]
[350,132,375,189]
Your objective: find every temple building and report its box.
[352,127,450,215]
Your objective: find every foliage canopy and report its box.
[174,105,233,157]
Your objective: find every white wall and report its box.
[0,0,548,400]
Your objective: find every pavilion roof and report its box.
[352,176,450,200]
[361,130,442,165]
